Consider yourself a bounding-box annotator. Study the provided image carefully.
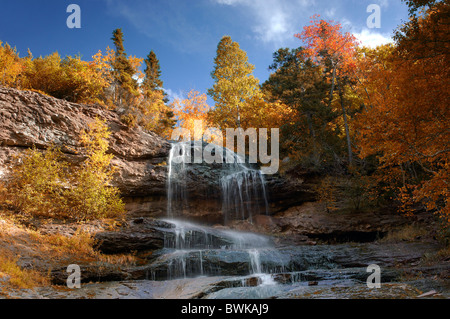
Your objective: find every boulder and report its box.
[94,218,173,254]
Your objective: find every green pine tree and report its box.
[142,50,175,132]
[143,50,168,103]
[111,28,138,106]
[262,47,343,170]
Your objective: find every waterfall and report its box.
[166,141,269,223]
[160,141,275,283]
[150,219,278,281]
[167,142,194,218]
[221,169,269,224]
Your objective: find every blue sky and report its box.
[0,0,409,104]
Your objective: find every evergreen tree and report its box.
[143,50,167,101]
[263,47,343,170]
[141,50,174,133]
[111,28,138,106]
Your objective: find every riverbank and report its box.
[0,212,448,299]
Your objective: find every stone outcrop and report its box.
[0,86,171,197]
[94,218,171,254]
[230,202,415,243]
[0,87,313,221]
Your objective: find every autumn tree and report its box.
[295,16,360,165]
[21,52,109,104]
[66,118,125,220]
[5,145,68,217]
[91,46,116,107]
[61,55,111,103]
[172,90,212,139]
[208,36,262,129]
[355,1,450,225]
[0,41,23,87]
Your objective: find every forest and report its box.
[0,0,448,297]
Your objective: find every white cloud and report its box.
[165,88,185,103]
[353,28,393,48]
[325,8,336,18]
[252,9,290,45]
[378,0,389,9]
[212,0,314,47]
[339,14,394,49]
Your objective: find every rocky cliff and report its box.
[0,87,309,220]
[0,86,171,197]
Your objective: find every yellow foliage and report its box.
[4,119,124,221]
[21,52,110,104]
[0,41,23,87]
[172,90,212,138]
[6,145,68,218]
[0,250,49,289]
[66,118,125,220]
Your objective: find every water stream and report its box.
[166,141,269,223]
[157,141,281,286]
[136,141,442,299]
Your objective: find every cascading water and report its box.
[149,219,282,282]
[157,141,279,286]
[166,141,269,223]
[166,142,195,218]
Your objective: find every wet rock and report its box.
[265,201,411,243]
[417,290,439,298]
[93,218,173,254]
[50,263,130,285]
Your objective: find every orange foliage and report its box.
[295,15,359,76]
[173,90,212,138]
[355,5,450,224]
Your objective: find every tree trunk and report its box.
[328,64,337,108]
[338,84,353,166]
[306,112,319,165]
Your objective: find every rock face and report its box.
[94,218,171,254]
[229,202,414,244]
[0,86,171,197]
[0,87,313,222]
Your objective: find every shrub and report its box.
[6,145,67,218]
[0,249,49,289]
[66,118,125,220]
[5,119,125,220]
